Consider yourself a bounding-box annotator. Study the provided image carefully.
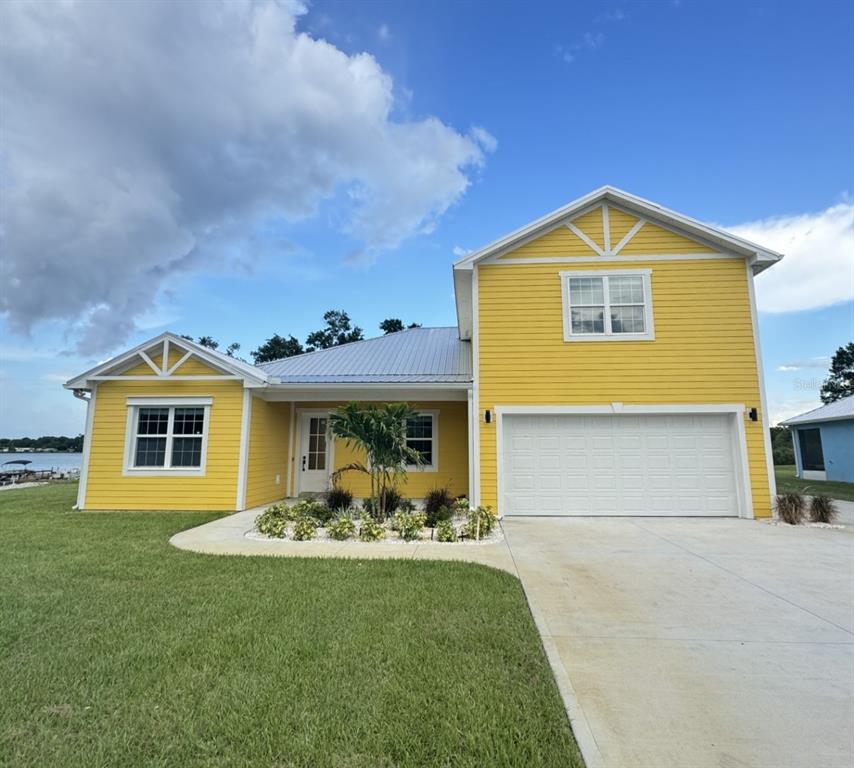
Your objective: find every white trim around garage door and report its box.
[494,404,754,519]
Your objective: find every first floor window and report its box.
[561,269,654,341]
[127,401,209,473]
[405,413,436,469]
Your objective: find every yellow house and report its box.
[65,187,782,517]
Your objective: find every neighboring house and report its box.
[781,396,854,482]
[65,187,782,517]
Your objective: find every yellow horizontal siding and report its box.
[571,208,605,249]
[608,207,641,245]
[502,225,597,258]
[620,221,716,254]
[85,379,244,511]
[171,357,222,376]
[476,258,771,517]
[289,401,469,500]
[245,398,290,509]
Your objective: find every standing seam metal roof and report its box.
[780,395,854,426]
[256,327,472,384]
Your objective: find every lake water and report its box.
[0,452,83,472]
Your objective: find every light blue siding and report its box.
[792,420,854,483]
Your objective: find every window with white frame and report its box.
[561,269,654,341]
[125,398,211,474]
[405,412,437,470]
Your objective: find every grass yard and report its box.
[0,483,581,768]
[775,464,854,502]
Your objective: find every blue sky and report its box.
[1,0,852,436]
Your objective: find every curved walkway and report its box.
[169,509,518,574]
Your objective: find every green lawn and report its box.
[0,484,581,768]
[775,464,854,502]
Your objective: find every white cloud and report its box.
[469,126,498,154]
[556,31,606,64]
[41,372,75,383]
[0,0,493,354]
[770,397,824,426]
[776,357,832,372]
[377,23,391,41]
[452,245,471,258]
[728,201,854,313]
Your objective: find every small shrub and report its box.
[361,497,376,518]
[461,506,498,540]
[398,497,416,513]
[359,516,385,542]
[327,516,356,540]
[451,497,471,516]
[392,511,426,541]
[424,487,454,526]
[380,487,403,516]
[292,499,333,525]
[326,486,353,513]
[776,492,806,525]
[809,495,838,524]
[436,519,457,542]
[255,504,290,538]
[292,516,318,541]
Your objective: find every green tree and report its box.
[251,334,305,364]
[329,402,421,520]
[305,310,363,351]
[183,335,241,357]
[379,318,422,334]
[821,342,854,403]
[770,426,795,466]
[379,318,404,334]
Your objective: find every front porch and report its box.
[243,388,472,510]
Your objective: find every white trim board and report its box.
[236,390,253,510]
[484,253,739,266]
[75,386,97,509]
[746,259,777,502]
[493,403,754,520]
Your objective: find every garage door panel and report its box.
[502,413,739,517]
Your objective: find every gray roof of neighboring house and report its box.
[781,395,854,426]
[257,327,472,384]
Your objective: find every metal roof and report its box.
[780,396,854,426]
[258,327,472,384]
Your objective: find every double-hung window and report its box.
[124,397,211,475]
[404,411,438,471]
[560,269,654,341]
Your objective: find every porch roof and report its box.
[258,326,472,385]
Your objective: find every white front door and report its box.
[298,412,330,493]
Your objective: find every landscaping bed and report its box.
[251,492,502,545]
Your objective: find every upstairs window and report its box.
[561,269,654,341]
[125,398,211,475]
[405,412,437,471]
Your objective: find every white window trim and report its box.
[123,397,212,477]
[405,410,439,472]
[560,268,655,342]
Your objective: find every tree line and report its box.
[183,311,421,364]
[0,435,84,452]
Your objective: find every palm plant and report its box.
[329,402,422,520]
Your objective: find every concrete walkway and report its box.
[169,509,517,573]
[502,517,854,768]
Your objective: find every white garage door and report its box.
[502,413,740,516]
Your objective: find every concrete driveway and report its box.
[502,517,854,768]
